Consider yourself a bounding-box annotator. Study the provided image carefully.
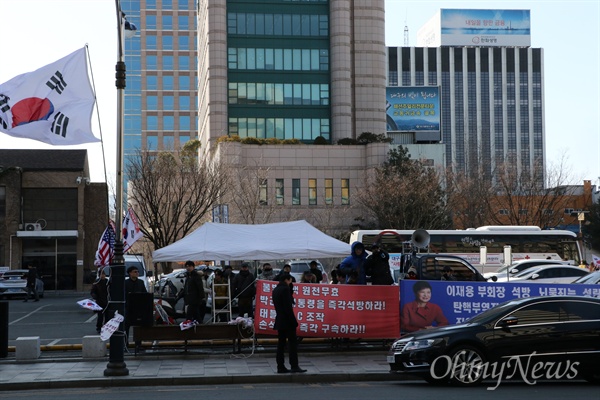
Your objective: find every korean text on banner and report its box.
[254,280,400,339]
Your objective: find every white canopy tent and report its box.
[151,220,351,262]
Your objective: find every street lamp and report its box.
[104,0,136,377]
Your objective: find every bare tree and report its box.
[488,154,578,228]
[126,140,228,271]
[226,157,279,225]
[356,147,452,230]
[445,161,496,229]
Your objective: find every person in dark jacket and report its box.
[272,273,306,373]
[365,243,394,285]
[124,265,147,347]
[309,261,323,283]
[23,264,39,302]
[340,241,368,284]
[178,260,205,322]
[232,263,256,318]
[91,267,109,333]
[274,264,296,282]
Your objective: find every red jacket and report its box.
[401,300,449,333]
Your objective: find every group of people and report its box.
[90,263,148,349]
[332,241,394,285]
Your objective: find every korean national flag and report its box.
[0,47,99,145]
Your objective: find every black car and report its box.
[387,295,600,386]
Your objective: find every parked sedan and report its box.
[493,265,588,284]
[483,259,570,281]
[0,269,44,299]
[572,270,600,285]
[387,295,600,386]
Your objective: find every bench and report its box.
[132,323,244,354]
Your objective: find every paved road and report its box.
[6,293,101,346]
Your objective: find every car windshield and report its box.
[290,264,310,273]
[3,271,26,278]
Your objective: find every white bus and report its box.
[349,226,583,274]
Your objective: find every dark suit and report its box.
[272,281,299,370]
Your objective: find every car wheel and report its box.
[447,345,486,386]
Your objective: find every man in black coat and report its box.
[91,267,109,333]
[232,263,256,318]
[124,265,147,347]
[179,260,205,322]
[365,243,394,285]
[309,261,323,283]
[23,264,39,302]
[272,273,306,374]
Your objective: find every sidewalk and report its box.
[0,349,401,391]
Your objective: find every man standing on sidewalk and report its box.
[23,263,39,302]
[272,273,306,374]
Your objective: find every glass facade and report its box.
[227,0,331,143]
[121,0,198,193]
[388,46,544,183]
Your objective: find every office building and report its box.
[123,0,388,234]
[386,9,545,183]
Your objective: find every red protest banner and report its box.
[254,280,400,339]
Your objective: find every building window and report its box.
[146,35,157,50]
[341,179,349,205]
[147,135,158,149]
[163,136,174,149]
[519,209,528,215]
[179,76,190,90]
[164,116,174,130]
[146,15,157,29]
[147,95,158,110]
[275,179,284,205]
[324,179,333,205]
[147,75,158,90]
[163,75,174,90]
[259,179,268,205]
[292,179,301,205]
[179,116,190,130]
[147,116,158,130]
[162,15,173,30]
[499,209,509,215]
[164,96,174,110]
[308,179,317,205]
[564,208,574,215]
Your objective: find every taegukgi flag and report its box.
[0,47,99,145]
[123,207,144,253]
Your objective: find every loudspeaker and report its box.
[127,292,154,327]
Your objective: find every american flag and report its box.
[94,222,116,266]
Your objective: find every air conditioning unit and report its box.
[24,223,42,231]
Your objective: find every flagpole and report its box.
[104,0,134,377]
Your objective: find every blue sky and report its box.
[1,0,599,186]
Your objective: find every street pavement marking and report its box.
[85,315,96,323]
[9,304,51,325]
